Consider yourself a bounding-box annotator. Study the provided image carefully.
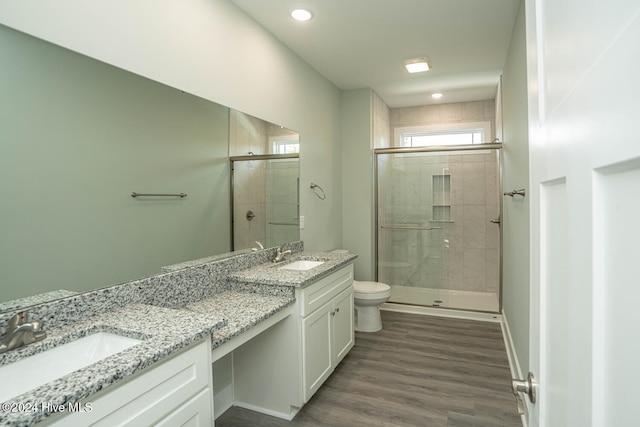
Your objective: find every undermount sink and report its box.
[0,332,141,403]
[279,260,325,271]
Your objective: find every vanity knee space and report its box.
[212,263,355,421]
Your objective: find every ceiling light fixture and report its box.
[404,57,431,73]
[291,9,313,22]
[431,92,443,99]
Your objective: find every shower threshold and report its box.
[389,285,499,313]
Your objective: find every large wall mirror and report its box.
[0,24,299,311]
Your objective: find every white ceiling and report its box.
[229,0,521,108]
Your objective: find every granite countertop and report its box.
[184,291,295,348]
[0,248,352,426]
[161,249,253,272]
[0,290,78,313]
[228,251,358,288]
[161,241,304,273]
[0,291,294,426]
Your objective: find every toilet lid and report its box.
[353,281,390,293]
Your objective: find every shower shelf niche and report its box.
[432,174,451,222]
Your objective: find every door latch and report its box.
[512,372,536,403]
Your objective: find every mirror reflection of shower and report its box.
[229,110,300,251]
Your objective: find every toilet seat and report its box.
[353,281,391,300]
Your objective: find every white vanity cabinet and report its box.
[230,263,354,419]
[298,264,354,402]
[45,339,213,427]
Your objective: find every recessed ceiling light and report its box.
[291,9,313,22]
[404,57,431,73]
[431,92,443,99]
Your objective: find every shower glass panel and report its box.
[232,157,299,250]
[376,148,501,312]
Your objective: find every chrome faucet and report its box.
[0,311,47,354]
[272,246,292,263]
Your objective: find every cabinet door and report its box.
[331,287,354,365]
[301,300,333,402]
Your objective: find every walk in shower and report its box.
[231,154,299,250]
[375,144,502,312]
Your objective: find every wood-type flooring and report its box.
[216,310,522,427]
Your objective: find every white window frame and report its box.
[393,121,492,147]
[270,134,299,154]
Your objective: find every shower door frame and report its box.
[230,153,299,251]
[373,143,503,313]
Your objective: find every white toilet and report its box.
[353,280,391,332]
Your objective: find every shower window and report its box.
[394,121,491,147]
[271,135,300,154]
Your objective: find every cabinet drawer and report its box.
[48,340,212,426]
[298,265,353,317]
[155,388,213,427]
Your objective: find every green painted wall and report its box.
[0,1,344,257]
[500,1,530,373]
[0,25,231,301]
[341,89,375,280]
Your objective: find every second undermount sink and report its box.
[0,332,141,403]
[279,260,325,271]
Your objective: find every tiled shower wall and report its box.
[373,91,391,148]
[230,110,269,249]
[233,161,267,250]
[445,151,500,293]
[390,100,496,142]
[266,159,300,247]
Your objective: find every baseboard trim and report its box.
[232,401,299,421]
[500,309,529,427]
[213,383,234,420]
[381,302,502,323]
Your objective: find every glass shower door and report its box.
[376,151,449,307]
[376,148,501,312]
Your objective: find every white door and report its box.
[525,0,640,425]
